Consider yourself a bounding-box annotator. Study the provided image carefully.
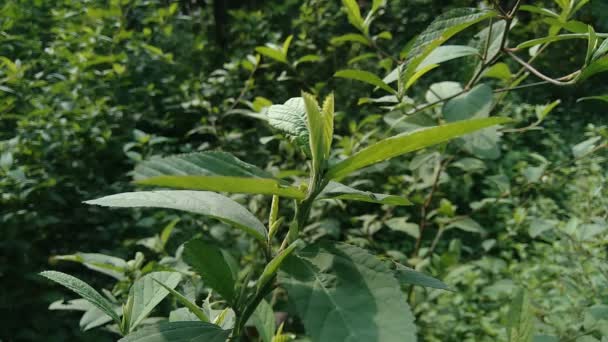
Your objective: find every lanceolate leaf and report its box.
[134,152,304,199]
[40,271,121,324]
[417,45,480,71]
[318,181,411,205]
[279,243,417,342]
[252,299,276,342]
[52,253,128,280]
[389,262,451,291]
[118,322,230,342]
[400,8,497,95]
[183,239,239,303]
[334,69,396,95]
[85,191,267,241]
[578,56,608,81]
[577,95,608,103]
[129,272,182,332]
[154,279,210,323]
[507,288,535,342]
[327,117,511,179]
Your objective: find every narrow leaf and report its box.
[40,271,121,324]
[390,262,451,290]
[85,190,267,241]
[335,69,396,95]
[153,279,209,323]
[252,299,276,342]
[318,181,411,205]
[327,117,511,179]
[507,288,535,342]
[118,322,230,342]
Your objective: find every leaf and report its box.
[385,217,419,238]
[85,190,267,242]
[390,262,451,290]
[342,0,365,32]
[281,35,293,56]
[572,136,602,158]
[303,93,333,173]
[267,97,309,150]
[118,322,230,342]
[507,288,534,342]
[52,253,128,280]
[443,84,493,122]
[153,279,209,323]
[129,272,182,332]
[279,243,416,342]
[579,56,608,81]
[327,117,511,179]
[39,271,121,324]
[446,217,485,234]
[592,38,608,61]
[586,25,598,65]
[516,33,590,49]
[134,152,305,199]
[334,69,396,95]
[318,181,411,205]
[255,46,287,64]
[258,240,301,292]
[183,239,238,303]
[400,8,497,95]
[578,95,608,103]
[252,299,276,342]
[417,45,479,71]
[330,33,370,46]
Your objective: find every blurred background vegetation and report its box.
[1,0,607,341]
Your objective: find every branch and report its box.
[505,49,579,86]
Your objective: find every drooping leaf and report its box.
[49,298,121,331]
[134,152,304,199]
[40,271,121,324]
[327,117,511,179]
[129,272,182,332]
[252,299,276,342]
[318,181,411,205]
[52,253,128,280]
[279,243,417,342]
[183,239,238,303]
[85,191,267,241]
[507,288,535,342]
[400,8,497,95]
[118,322,230,342]
[389,261,451,290]
[334,69,396,95]
[154,279,209,323]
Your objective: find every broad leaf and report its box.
[279,243,417,342]
[389,262,451,290]
[400,8,497,95]
[334,69,396,95]
[40,271,120,324]
[266,98,309,151]
[129,272,182,332]
[417,45,479,71]
[134,152,304,199]
[327,117,511,179]
[255,46,287,64]
[251,299,276,342]
[443,84,493,122]
[183,239,238,303]
[52,253,128,280]
[507,288,534,342]
[318,181,411,205]
[154,279,209,322]
[118,322,230,342]
[85,191,267,241]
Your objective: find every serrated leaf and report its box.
[183,239,238,303]
[129,272,182,332]
[85,190,267,241]
[118,322,230,342]
[334,69,396,95]
[327,117,511,179]
[154,279,209,323]
[252,299,276,342]
[267,97,309,151]
[507,288,535,342]
[390,262,451,290]
[40,271,121,324]
[134,152,304,199]
[400,8,497,95]
[279,243,416,342]
[318,181,411,205]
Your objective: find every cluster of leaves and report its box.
[2,0,608,341]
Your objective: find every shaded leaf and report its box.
[154,279,209,322]
[252,299,276,342]
[507,288,535,342]
[319,181,411,205]
[390,262,451,290]
[129,272,182,332]
[118,322,230,342]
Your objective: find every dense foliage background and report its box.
[1,0,607,341]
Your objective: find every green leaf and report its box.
[342,0,365,32]
[303,93,333,173]
[40,271,121,324]
[252,299,276,342]
[129,272,182,332]
[279,243,416,342]
[134,152,304,199]
[281,35,293,56]
[330,33,370,46]
[400,8,497,95]
[85,190,267,241]
[585,25,598,65]
[578,95,608,103]
[318,181,411,205]
[118,322,230,342]
[267,97,309,151]
[183,239,238,303]
[592,38,608,61]
[327,117,511,179]
[507,288,535,342]
[258,240,301,292]
[519,5,559,18]
[579,56,608,81]
[389,262,451,290]
[483,63,512,80]
[334,69,396,95]
[443,84,493,122]
[52,253,128,280]
[255,46,287,64]
[516,33,590,49]
[446,217,486,234]
[417,45,479,71]
[153,279,210,323]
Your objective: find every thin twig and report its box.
[505,49,579,86]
